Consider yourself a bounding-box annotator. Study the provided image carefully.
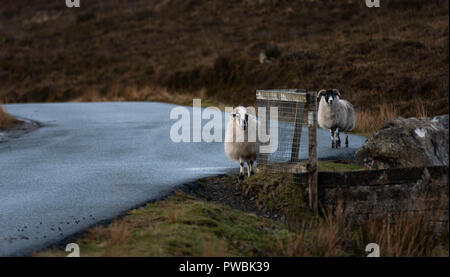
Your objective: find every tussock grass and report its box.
[354,102,399,136]
[70,85,196,105]
[354,100,434,135]
[275,207,350,257]
[69,85,225,108]
[241,161,362,228]
[237,167,448,257]
[357,197,448,257]
[275,205,448,257]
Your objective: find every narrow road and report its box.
[0,102,366,256]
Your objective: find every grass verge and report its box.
[33,161,448,257]
[34,192,294,257]
[34,189,448,257]
[240,161,363,228]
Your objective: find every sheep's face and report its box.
[232,107,249,131]
[319,89,340,105]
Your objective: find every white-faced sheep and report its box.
[318,89,356,148]
[224,106,259,180]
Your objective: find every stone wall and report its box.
[314,166,448,231]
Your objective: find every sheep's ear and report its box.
[333,89,341,97]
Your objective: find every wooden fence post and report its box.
[307,91,318,214]
[256,89,316,212]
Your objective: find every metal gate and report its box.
[255,89,318,213]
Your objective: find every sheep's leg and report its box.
[239,158,245,181]
[330,129,335,148]
[247,160,254,177]
[336,129,341,148]
[345,135,349,148]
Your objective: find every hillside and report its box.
[0,0,448,132]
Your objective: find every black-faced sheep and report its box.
[318,89,356,148]
[224,106,259,180]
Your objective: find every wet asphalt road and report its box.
[0,102,366,256]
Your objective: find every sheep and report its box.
[224,106,259,180]
[317,89,355,148]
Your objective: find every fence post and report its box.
[307,91,318,214]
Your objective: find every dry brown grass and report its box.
[354,102,399,135]
[165,209,178,224]
[354,99,435,135]
[80,221,132,257]
[200,239,228,257]
[70,85,209,107]
[242,171,448,257]
[358,196,448,257]
[0,104,19,129]
[277,206,448,257]
[278,208,347,257]
[359,214,438,257]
